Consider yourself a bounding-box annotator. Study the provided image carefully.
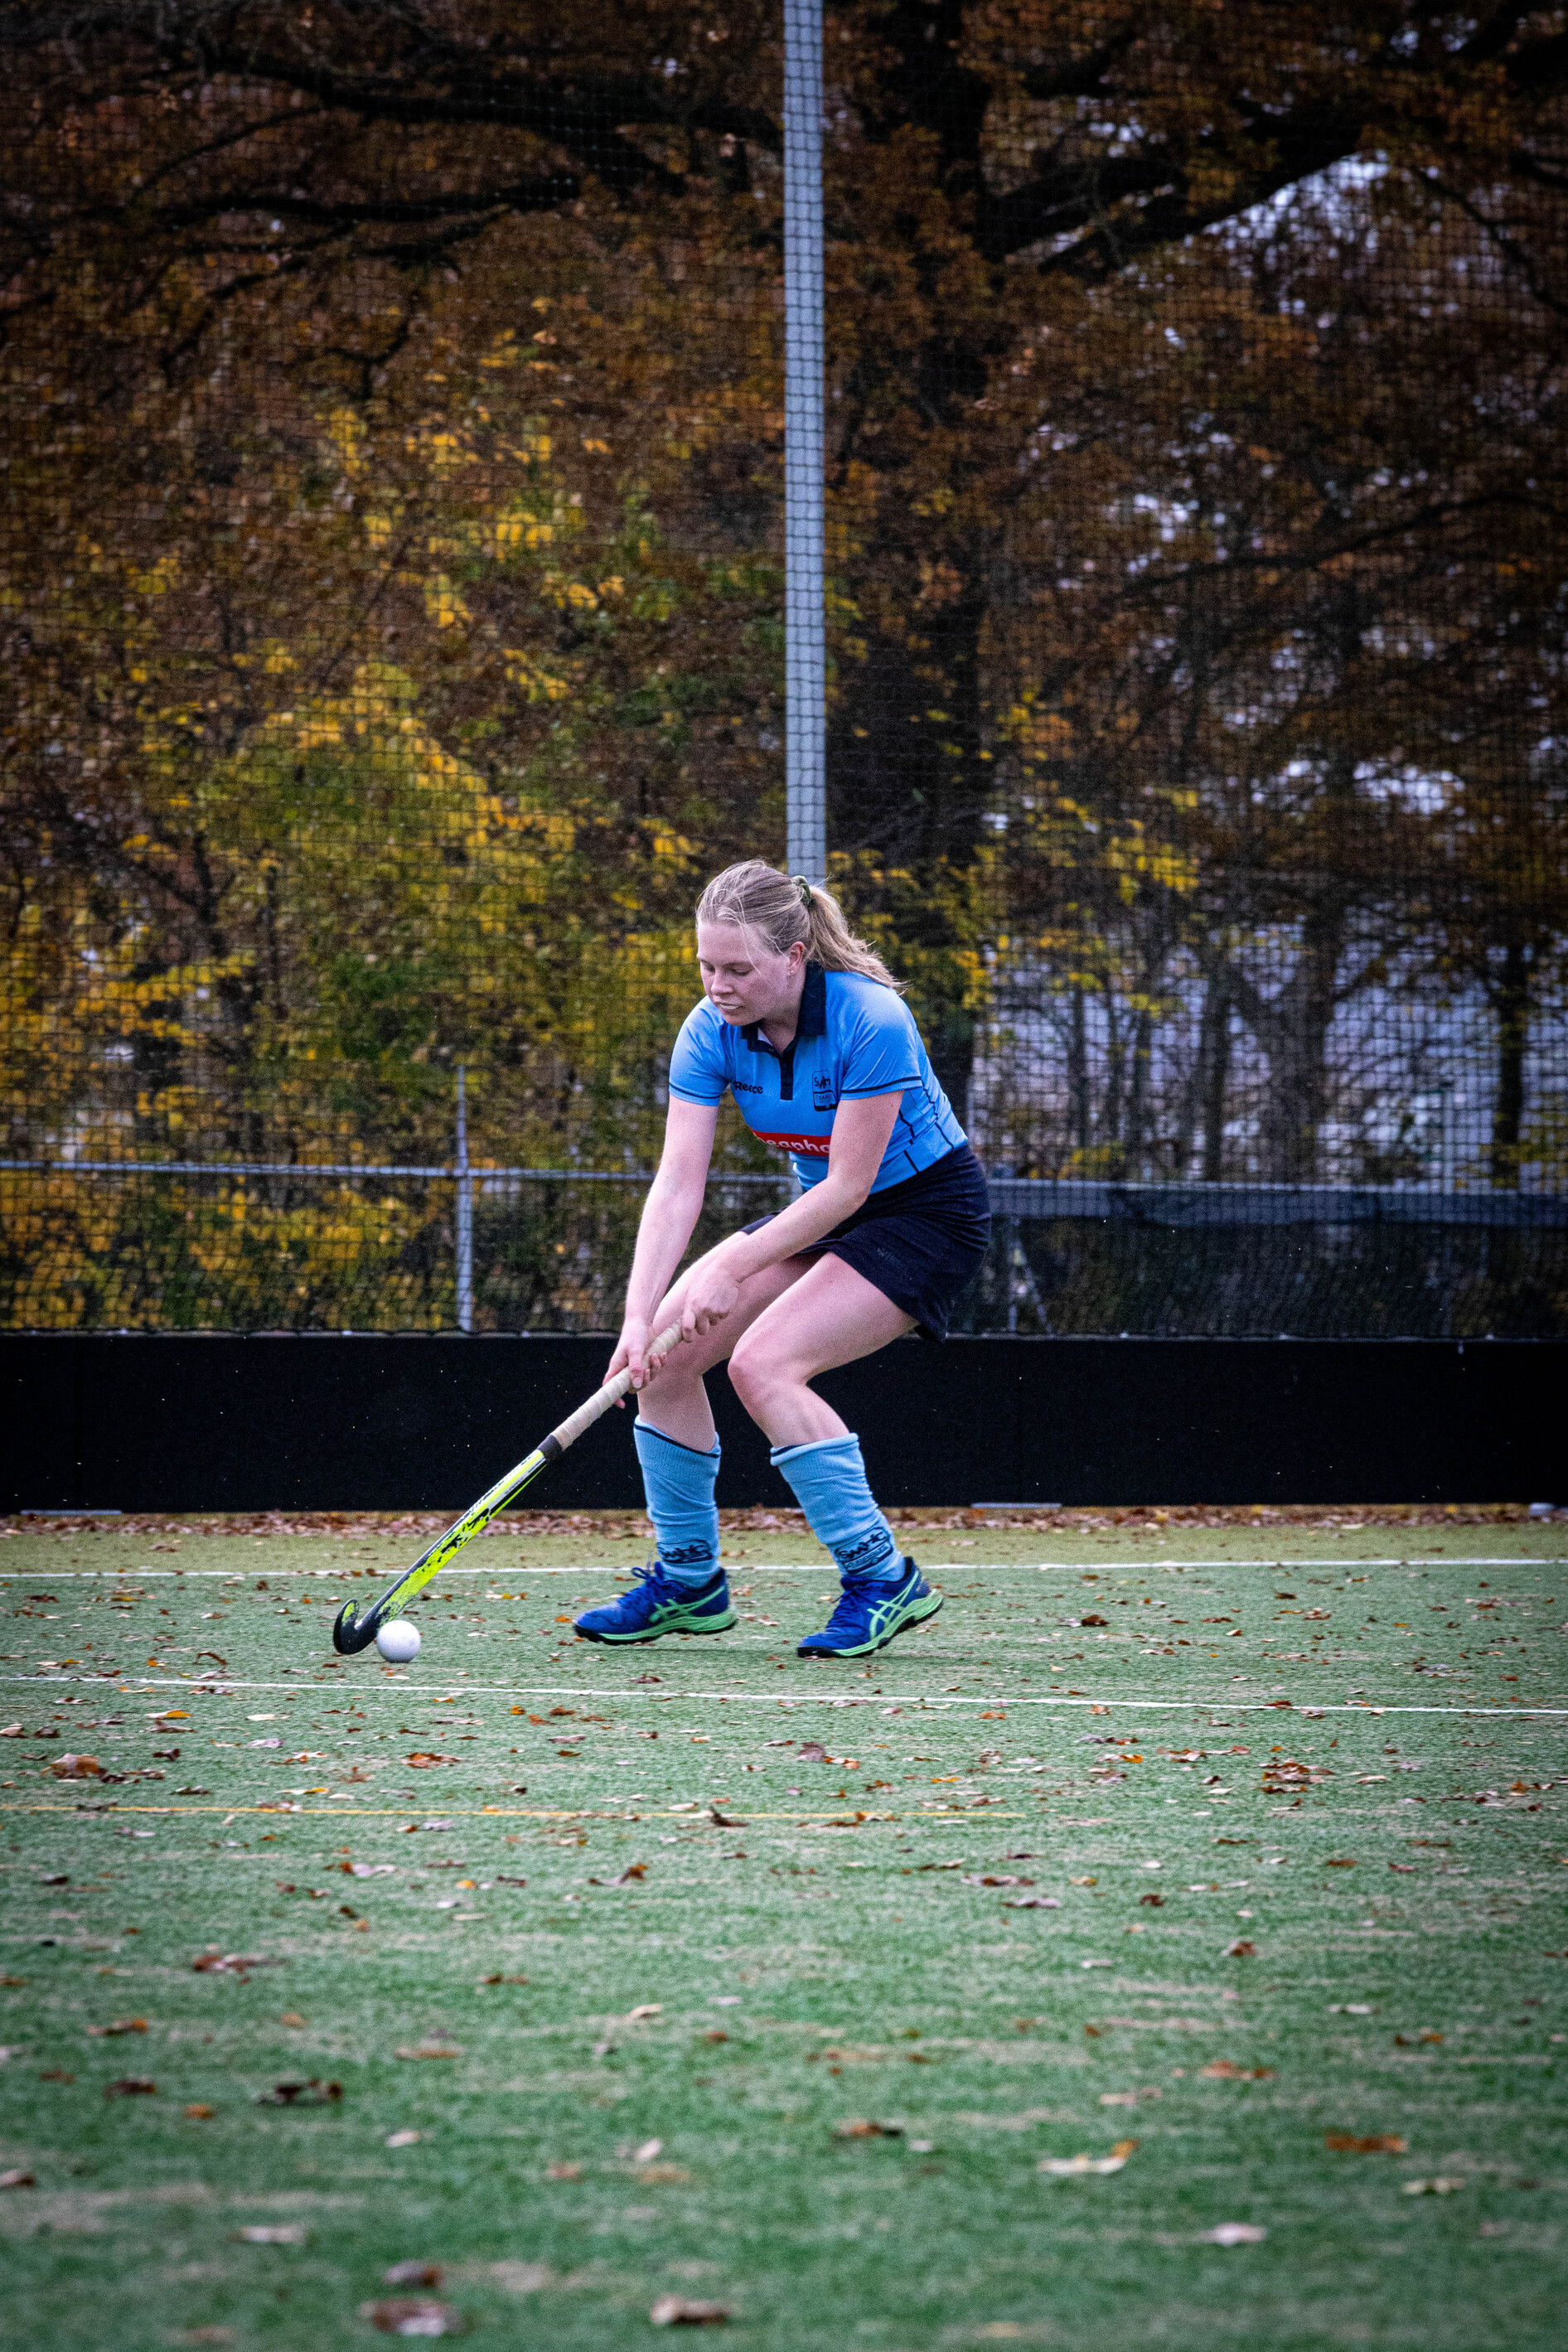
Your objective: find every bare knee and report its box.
[728,1330,795,1419]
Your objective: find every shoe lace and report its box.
[823,1578,878,1632]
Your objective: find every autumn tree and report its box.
[2,2,1566,1325]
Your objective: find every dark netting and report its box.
[2,5,1565,1335]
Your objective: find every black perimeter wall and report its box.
[2,1338,1559,1514]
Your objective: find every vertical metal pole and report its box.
[455,1064,473,1333]
[783,0,826,882]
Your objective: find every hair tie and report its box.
[794,874,813,909]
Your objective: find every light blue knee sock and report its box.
[635,1420,723,1588]
[770,1433,905,1585]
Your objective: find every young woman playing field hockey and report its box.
[573,860,991,1659]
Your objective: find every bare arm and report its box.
[605,1096,718,1387]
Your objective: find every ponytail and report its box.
[694,859,903,990]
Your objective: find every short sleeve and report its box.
[667,1002,727,1106]
[839,985,920,1098]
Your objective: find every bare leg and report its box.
[631,1245,816,1451]
[727,1254,916,1447]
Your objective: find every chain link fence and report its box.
[3,5,1565,1336]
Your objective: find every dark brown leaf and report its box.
[259,2078,342,2105]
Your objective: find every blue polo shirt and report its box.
[667,963,967,1193]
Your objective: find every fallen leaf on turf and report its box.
[638,2163,694,2183]
[961,1873,1033,1888]
[1403,2177,1464,2195]
[259,2078,342,2105]
[404,1754,457,1769]
[633,2138,665,2162]
[627,2004,662,2021]
[104,2077,156,2096]
[87,2017,148,2038]
[611,1863,646,1885]
[701,2030,728,2044]
[1325,2132,1406,2153]
[279,2012,307,2029]
[40,1873,69,1886]
[1200,2059,1275,2080]
[50,1754,103,1779]
[235,2224,308,2245]
[394,2045,461,2062]
[546,2161,581,2180]
[797,1743,829,1763]
[1098,2090,1159,2108]
[386,2131,421,2148]
[1204,2223,1266,2245]
[184,2103,215,2119]
[341,1862,397,1878]
[1038,2140,1138,2176]
[1389,1862,1417,1874]
[0,2169,35,2189]
[1392,2031,1444,2046]
[833,2118,903,2139]
[1223,1939,1256,1958]
[707,1806,746,1827]
[361,2297,461,2336]
[1068,1875,1097,1887]
[650,2295,731,2327]
[384,2261,443,2287]
[0,1725,19,1740]
[1324,1857,1357,1868]
[1004,1895,1062,1909]
[191,1949,283,1977]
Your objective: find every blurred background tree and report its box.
[2,2,1564,1325]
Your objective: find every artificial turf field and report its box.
[1,1506,1564,2350]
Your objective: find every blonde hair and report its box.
[694,859,903,990]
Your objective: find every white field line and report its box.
[1,1556,1561,1580]
[1,1671,1561,1718]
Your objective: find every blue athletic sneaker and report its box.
[573,1562,737,1646]
[796,1558,942,1659]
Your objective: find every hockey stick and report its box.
[331,1318,687,1654]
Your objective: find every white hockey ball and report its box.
[375,1619,422,1663]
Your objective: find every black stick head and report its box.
[332,1599,386,1655]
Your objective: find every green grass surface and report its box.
[1,1515,1565,2349]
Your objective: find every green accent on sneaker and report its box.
[796,1561,943,1659]
[573,1568,737,1646]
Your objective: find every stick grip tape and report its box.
[546,1319,686,1454]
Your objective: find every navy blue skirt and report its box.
[748,1142,992,1342]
